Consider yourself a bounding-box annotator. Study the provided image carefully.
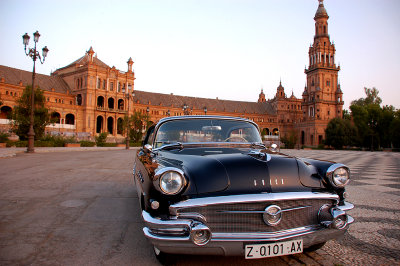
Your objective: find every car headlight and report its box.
[327,164,350,188]
[157,168,186,195]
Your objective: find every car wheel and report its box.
[153,246,176,265]
[304,242,326,252]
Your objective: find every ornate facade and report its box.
[0,0,342,146]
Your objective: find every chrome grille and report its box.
[176,199,334,233]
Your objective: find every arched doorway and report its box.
[272,128,279,136]
[301,131,305,145]
[51,112,61,124]
[96,116,104,133]
[107,117,114,134]
[0,106,12,119]
[117,118,124,134]
[65,114,75,125]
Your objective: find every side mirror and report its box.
[144,144,153,154]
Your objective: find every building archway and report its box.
[263,128,270,136]
[272,128,279,136]
[301,131,305,145]
[107,117,114,134]
[96,116,104,133]
[51,112,61,124]
[0,106,12,119]
[65,114,75,125]
[97,96,104,108]
[108,98,115,109]
[117,118,124,134]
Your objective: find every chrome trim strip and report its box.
[216,205,312,214]
[337,201,354,211]
[211,225,320,241]
[142,210,192,229]
[170,192,339,214]
[144,228,191,241]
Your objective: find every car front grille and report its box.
[175,199,334,233]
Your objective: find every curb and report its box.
[0,147,140,158]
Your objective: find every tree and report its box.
[10,86,51,140]
[325,118,357,149]
[281,130,298,149]
[127,111,151,143]
[390,110,400,148]
[349,87,388,150]
[351,87,382,106]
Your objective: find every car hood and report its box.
[157,147,308,195]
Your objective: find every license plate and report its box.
[245,239,303,259]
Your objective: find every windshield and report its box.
[154,118,262,148]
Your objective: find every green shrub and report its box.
[34,140,54,147]
[0,133,9,143]
[95,132,108,147]
[80,141,96,147]
[40,135,65,147]
[14,140,28,147]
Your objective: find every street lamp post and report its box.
[22,31,49,153]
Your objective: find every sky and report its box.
[1,0,399,110]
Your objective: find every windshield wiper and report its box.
[159,142,184,151]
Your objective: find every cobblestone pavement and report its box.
[282,149,400,266]
[0,148,399,265]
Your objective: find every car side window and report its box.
[143,126,155,146]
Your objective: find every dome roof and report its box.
[315,0,328,18]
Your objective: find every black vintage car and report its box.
[134,116,354,262]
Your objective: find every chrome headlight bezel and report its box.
[326,163,350,188]
[155,167,186,195]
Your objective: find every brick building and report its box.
[0,0,342,146]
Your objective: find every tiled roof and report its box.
[0,64,276,115]
[133,90,276,115]
[62,54,110,69]
[0,65,70,94]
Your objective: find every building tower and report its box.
[300,0,343,146]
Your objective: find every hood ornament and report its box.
[263,205,282,226]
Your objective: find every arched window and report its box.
[323,26,326,34]
[97,96,105,108]
[108,97,115,109]
[76,94,82,106]
[118,99,124,110]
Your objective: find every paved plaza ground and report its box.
[0,148,399,265]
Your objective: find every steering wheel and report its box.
[224,136,248,142]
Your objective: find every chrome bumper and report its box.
[141,194,354,256]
